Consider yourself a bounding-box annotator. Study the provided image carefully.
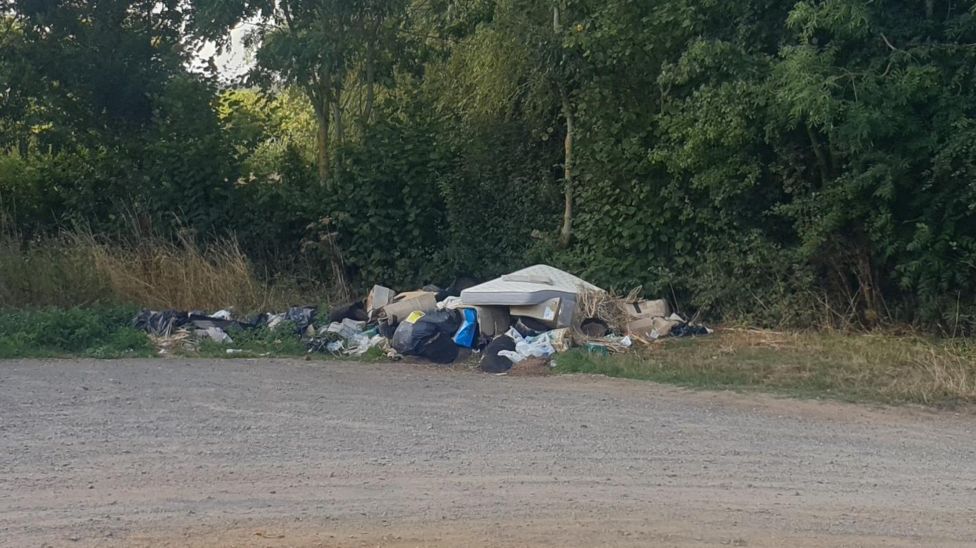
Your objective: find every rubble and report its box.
[131,264,711,368]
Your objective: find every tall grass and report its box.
[555,330,976,407]
[0,228,323,312]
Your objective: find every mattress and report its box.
[460,265,602,307]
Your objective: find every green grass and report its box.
[0,307,154,359]
[553,330,976,407]
[191,324,391,362]
[192,323,308,358]
[4,307,973,409]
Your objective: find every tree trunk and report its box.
[855,236,881,327]
[806,124,831,187]
[332,92,345,147]
[313,92,331,187]
[332,101,346,145]
[309,71,334,187]
[553,2,574,248]
[558,87,575,249]
[364,38,376,129]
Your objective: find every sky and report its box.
[192,23,255,81]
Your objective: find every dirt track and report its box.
[2,358,976,547]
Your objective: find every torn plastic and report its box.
[501,327,558,364]
[323,318,367,340]
[132,310,188,337]
[481,335,516,373]
[197,327,233,344]
[210,309,233,320]
[453,308,478,348]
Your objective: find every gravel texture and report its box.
[2,358,975,547]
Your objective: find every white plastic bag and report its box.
[502,327,558,363]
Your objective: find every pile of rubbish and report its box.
[132,264,711,373]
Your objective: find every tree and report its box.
[428,0,584,247]
[193,0,407,186]
[0,0,236,234]
[1,0,192,148]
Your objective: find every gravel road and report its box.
[2,358,975,547]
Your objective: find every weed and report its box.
[193,324,307,357]
[0,229,327,312]
[0,307,154,358]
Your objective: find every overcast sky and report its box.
[192,24,255,81]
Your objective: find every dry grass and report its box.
[574,287,635,334]
[0,229,325,312]
[556,329,976,407]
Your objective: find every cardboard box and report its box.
[628,316,679,339]
[366,285,395,319]
[462,305,511,338]
[623,299,670,320]
[381,291,438,325]
[624,300,672,339]
[510,297,564,329]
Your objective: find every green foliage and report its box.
[195,324,307,357]
[323,101,452,287]
[4,0,976,333]
[0,307,153,358]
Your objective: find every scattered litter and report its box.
[324,318,367,340]
[381,290,438,325]
[579,318,610,338]
[211,309,233,320]
[671,322,712,338]
[149,330,193,355]
[499,327,558,364]
[584,343,610,356]
[436,296,464,310]
[285,306,317,334]
[452,308,478,348]
[131,264,711,369]
[576,287,629,334]
[198,327,233,344]
[326,301,367,323]
[392,309,462,362]
[326,341,344,353]
[366,285,395,319]
[481,335,516,373]
[133,310,188,337]
[265,313,287,331]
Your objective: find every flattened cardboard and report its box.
[623,299,670,320]
[381,291,438,325]
[510,297,563,329]
[366,285,395,318]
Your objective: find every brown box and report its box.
[366,285,396,319]
[381,291,438,325]
[623,299,670,319]
[510,297,563,329]
[463,305,511,338]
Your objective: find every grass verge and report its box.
[192,324,308,358]
[191,328,390,361]
[0,307,154,359]
[553,329,976,407]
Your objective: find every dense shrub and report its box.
[3,0,976,333]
